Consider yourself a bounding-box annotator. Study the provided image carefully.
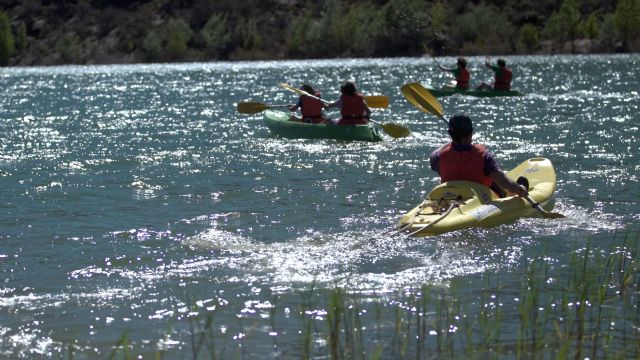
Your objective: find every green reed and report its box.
[63,231,639,359]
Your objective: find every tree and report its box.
[518,24,540,53]
[430,1,448,35]
[596,14,617,51]
[286,15,313,57]
[450,3,516,54]
[377,0,431,56]
[579,12,600,51]
[15,22,28,51]
[142,30,163,61]
[327,2,382,57]
[237,17,262,51]
[543,0,581,52]
[613,0,640,51]
[200,13,232,58]
[426,1,451,54]
[0,10,15,66]
[165,18,193,60]
[56,33,81,63]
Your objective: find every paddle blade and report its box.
[365,95,389,108]
[381,123,411,138]
[280,83,305,96]
[400,83,446,121]
[525,195,565,219]
[541,210,565,219]
[237,102,270,114]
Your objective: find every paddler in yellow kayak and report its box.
[430,113,529,198]
[287,83,327,124]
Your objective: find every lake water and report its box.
[1,54,638,358]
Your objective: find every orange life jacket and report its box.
[494,67,512,90]
[437,143,493,187]
[456,68,470,90]
[339,93,368,125]
[300,92,324,124]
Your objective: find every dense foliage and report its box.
[1,0,639,65]
[0,10,15,65]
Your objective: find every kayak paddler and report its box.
[324,81,371,125]
[287,83,327,124]
[429,113,529,198]
[476,58,513,91]
[436,57,470,91]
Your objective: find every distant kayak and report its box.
[395,158,557,236]
[426,87,523,98]
[263,109,383,142]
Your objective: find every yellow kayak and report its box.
[395,158,558,236]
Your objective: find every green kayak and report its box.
[263,109,383,142]
[426,87,523,98]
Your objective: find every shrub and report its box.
[142,29,163,61]
[613,0,640,51]
[451,3,516,54]
[518,23,540,53]
[200,13,231,57]
[376,0,431,56]
[141,18,194,62]
[595,14,618,51]
[327,2,382,57]
[236,17,262,51]
[580,12,600,41]
[286,15,315,57]
[165,18,194,59]
[56,32,81,63]
[0,10,14,66]
[15,22,28,51]
[543,0,581,52]
[425,2,451,54]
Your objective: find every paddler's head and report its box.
[448,113,473,144]
[301,84,315,94]
[340,81,357,96]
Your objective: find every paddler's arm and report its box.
[288,97,303,111]
[436,63,452,72]
[488,170,528,197]
[324,98,341,109]
[484,57,492,69]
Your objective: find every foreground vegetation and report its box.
[1,0,640,66]
[74,230,639,359]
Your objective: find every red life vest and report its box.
[437,143,493,187]
[300,92,324,124]
[339,93,368,125]
[456,68,470,90]
[494,67,512,90]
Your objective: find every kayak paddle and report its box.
[237,102,289,114]
[362,95,389,108]
[400,82,448,124]
[524,195,566,219]
[401,82,566,219]
[280,83,410,139]
[279,83,389,109]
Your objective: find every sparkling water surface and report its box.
[1,54,638,357]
